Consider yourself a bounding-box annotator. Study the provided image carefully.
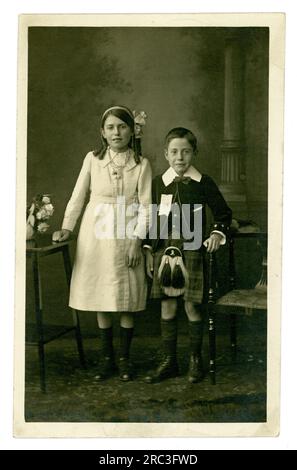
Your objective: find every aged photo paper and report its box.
[14,13,284,437]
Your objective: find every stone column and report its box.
[220,34,247,217]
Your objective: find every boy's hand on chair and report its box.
[204,233,223,253]
[144,249,154,279]
[52,229,71,242]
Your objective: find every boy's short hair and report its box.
[165,127,198,153]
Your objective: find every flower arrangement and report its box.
[133,110,147,138]
[26,194,54,240]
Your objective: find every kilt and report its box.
[150,248,204,303]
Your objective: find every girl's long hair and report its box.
[93,107,141,164]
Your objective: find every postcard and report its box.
[14,13,284,437]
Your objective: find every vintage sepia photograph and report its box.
[14,13,284,437]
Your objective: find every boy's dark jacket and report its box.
[144,172,232,252]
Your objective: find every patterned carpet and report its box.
[25,318,266,423]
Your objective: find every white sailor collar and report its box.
[162,165,202,186]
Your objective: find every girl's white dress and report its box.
[62,149,152,312]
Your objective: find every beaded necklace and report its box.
[108,147,131,180]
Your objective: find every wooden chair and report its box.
[207,231,267,385]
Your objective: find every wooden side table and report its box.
[26,234,86,392]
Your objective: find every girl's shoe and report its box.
[97,356,117,380]
[119,357,133,381]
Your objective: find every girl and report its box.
[144,127,232,384]
[53,106,152,382]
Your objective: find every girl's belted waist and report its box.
[89,195,138,205]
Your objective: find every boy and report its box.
[144,127,232,383]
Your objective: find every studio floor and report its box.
[25,312,267,423]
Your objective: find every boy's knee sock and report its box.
[161,317,178,357]
[188,320,204,356]
[119,327,134,359]
[99,326,114,359]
